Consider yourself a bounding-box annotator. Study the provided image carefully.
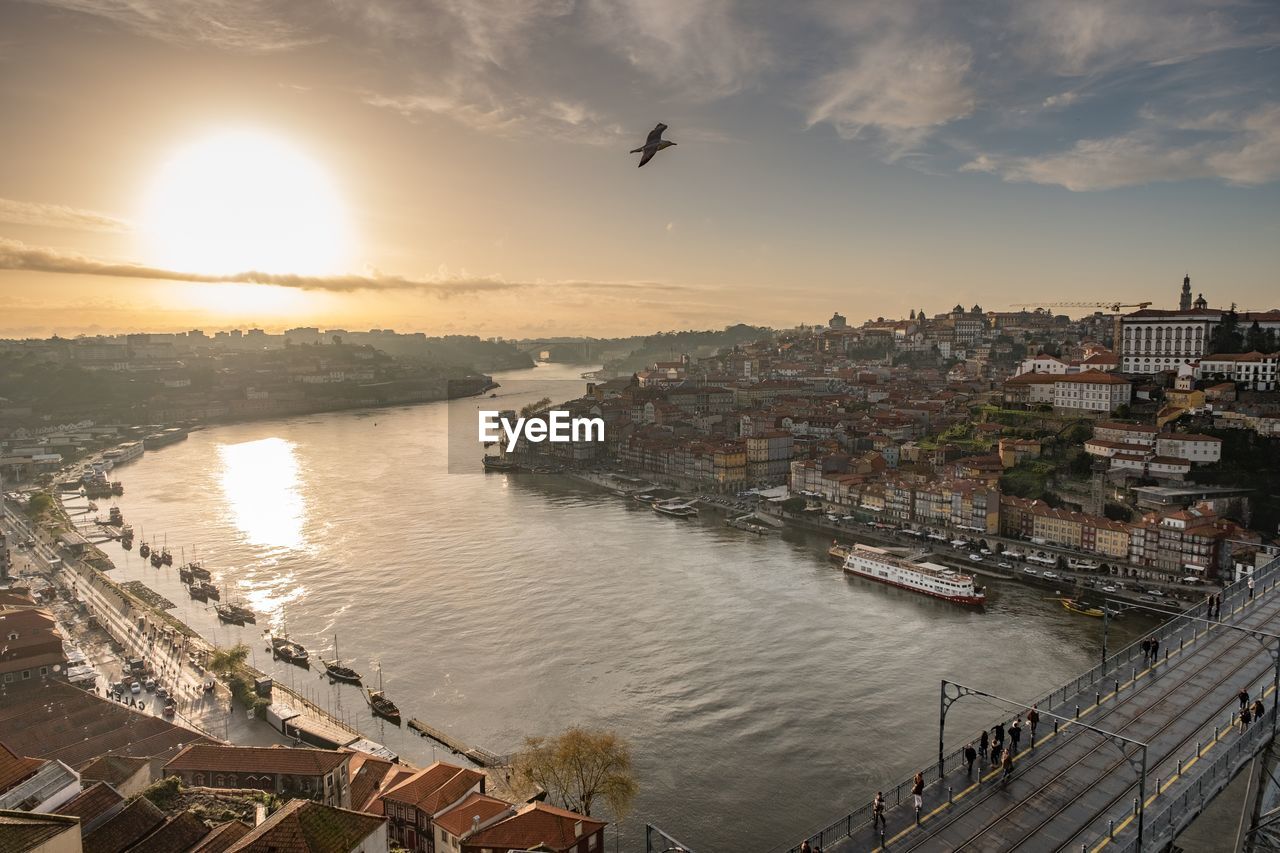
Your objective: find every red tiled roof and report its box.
[127,810,210,853]
[81,754,150,787]
[0,741,42,794]
[224,798,386,853]
[382,762,484,814]
[82,795,166,853]
[53,781,124,829]
[433,792,513,837]
[0,812,80,850]
[1055,370,1131,385]
[0,679,209,770]
[188,820,253,853]
[465,802,606,852]
[165,744,348,777]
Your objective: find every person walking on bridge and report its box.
[1241,704,1253,732]
[1001,749,1014,782]
[1151,637,1160,663]
[1239,688,1250,711]
[992,721,1005,753]
[1027,706,1040,746]
[1249,576,1256,600]
[979,729,989,761]
[912,772,924,820]
[873,791,887,833]
[1009,718,1023,755]
[964,743,977,778]
[1141,638,1151,663]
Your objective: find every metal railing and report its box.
[778,555,1280,853]
[646,824,698,853]
[1111,703,1277,852]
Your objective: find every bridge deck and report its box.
[814,571,1280,853]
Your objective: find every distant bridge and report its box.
[779,556,1280,853]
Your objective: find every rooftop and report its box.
[165,744,349,777]
[224,798,386,853]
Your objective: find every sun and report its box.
[141,129,351,276]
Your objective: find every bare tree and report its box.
[511,727,638,819]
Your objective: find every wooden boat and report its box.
[322,635,362,685]
[215,603,244,625]
[482,455,518,472]
[199,581,220,600]
[187,584,208,602]
[150,551,163,568]
[270,635,310,668]
[1061,598,1105,618]
[365,667,400,724]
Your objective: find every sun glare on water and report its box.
[142,129,351,277]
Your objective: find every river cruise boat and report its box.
[652,498,698,519]
[842,543,986,606]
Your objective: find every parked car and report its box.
[1042,571,1059,580]
[998,562,1013,569]
[1023,567,1039,576]
[1102,585,1118,593]
[129,681,141,695]
[969,554,984,562]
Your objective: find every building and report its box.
[450,802,607,853]
[1052,371,1132,414]
[1196,351,1279,390]
[224,799,388,853]
[379,761,485,852]
[164,745,351,808]
[0,810,82,853]
[1002,372,1057,408]
[1155,433,1222,464]
[0,608,67,685]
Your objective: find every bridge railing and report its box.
[778,555,1280,853]
[1112,703,1277,853]
[646,824,698,853]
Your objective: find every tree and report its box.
[520,397,553,417]
[207,643,249,677]
[511,727,638,819]
[781,496,808,513]
[25,493,54,517]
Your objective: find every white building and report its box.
[1052,371,1132,414]
[1156,433,1223,464]
[1197,352,1279,391]
[1016,354,1068,376]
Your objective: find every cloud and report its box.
[19,0,319,51]
[0,197,130,232]
[808,35,974,156]
[0,237,685,296]
[964,103,1280,190]
[361,88,625,144]
[583,0,768,99]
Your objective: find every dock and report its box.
[408,718,507,767]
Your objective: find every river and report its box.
[93,362,1146,851]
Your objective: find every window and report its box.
[21,670,30,680]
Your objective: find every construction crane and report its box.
[1011,301,1152,312]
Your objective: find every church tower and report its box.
[1180,273,1192,311]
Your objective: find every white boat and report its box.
[652,498,698,519]
[842,543,986,606]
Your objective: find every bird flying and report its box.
[631,123,676,168]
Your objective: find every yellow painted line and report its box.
[869,596,1266,853]
[1089,682,1278,852]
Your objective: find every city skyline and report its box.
[2,0,1279,338]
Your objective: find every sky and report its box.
[1,0,1278,338]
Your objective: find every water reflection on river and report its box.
[98,362,1146,850]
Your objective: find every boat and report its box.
[842,543,986,606]
[270,634,310,668]
[150,552,163,568]
[652,498,698,519]
[111,481,124,495]
[138,530,151,558]
[187,563,211,581]
[160,546,173,566]
[108,506,123,526]
[365,667,400,724]
[215,603,244,625]
[179,567,193,584]
[199,581,220,600]
[1061,598,1106,618]
[482,455,519,472]
[187,584,208,602]
[322,635,362,685]
[828,541,853,561]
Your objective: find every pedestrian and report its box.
[1241,704,1252,731]
[964,743,977,778]
[1141,638,1151,663]
[1239,688,1250,711]
[912,772,924,819]
[801,841,812,853]
[1254,699,1266,721]
[1002,749,1014,782]
[1248,576,1256,600]
[979,729,989,760]
[992,721,1005,750]
[990,741,1002,767]
[873,791,887,832]
[1151,637,1160,662]
[1009,718,1022,755]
